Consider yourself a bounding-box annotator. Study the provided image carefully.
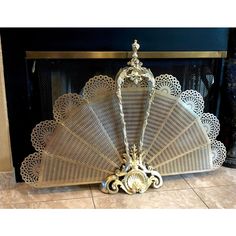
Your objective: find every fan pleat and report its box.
[62,103,121,166]
[157,144,212,175]
[89,95,124,160]
[143,93,177,161]
[143,92,211,173]
[150,122,208,166]
[39,152,110,186]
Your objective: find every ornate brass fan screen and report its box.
[20,40,226,194]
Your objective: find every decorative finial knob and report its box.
[132,40,140,58]
[128,40,142,68]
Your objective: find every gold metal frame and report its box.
[26,51,227,59]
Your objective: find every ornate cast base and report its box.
[101,145,163,194]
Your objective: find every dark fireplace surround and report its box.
[0,28,229,182]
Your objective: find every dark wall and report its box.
[0,28,228,51]
[0,28,229,181]
[1,28,229,51]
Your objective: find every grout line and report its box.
[190,184,236,189]
[90,187,194,199]
[9,192,93,204]
[181,175,209,209]
[180,174,236,189]
[181,174,195,188]
[4,196,94,205]
[147,187,191,193]
[191,188,210,209]
[89,185,96,209]
[0,197,95,209]
[1,187,94,205]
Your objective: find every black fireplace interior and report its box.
[28,58,222,120]
[0,28,229,181]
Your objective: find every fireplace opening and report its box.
[27,58,222,122]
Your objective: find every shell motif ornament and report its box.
[20,40,226,194]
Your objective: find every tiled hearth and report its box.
[0,166,236,209]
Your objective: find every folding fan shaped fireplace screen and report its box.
[20,40,226,194]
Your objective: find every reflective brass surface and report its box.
[101,145,163,194]
[101,41,162,194]
[26,51,227,59]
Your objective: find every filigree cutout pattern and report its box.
[53,93,84,122]
[180,90,204,116]
[83,75,116,100]
[31,120,57,151]
[210,140,227,169]
[155,74,181,96]
[20,152,42,186]
[200,113,220,140]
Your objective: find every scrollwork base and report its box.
[101,164,163,195]
[101,145,163,195]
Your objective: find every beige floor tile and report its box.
[182,167,236,188]
[0,183,92,204]
[90,184,127,198]
[91,175,190,197]
[1,166,234,209]
[93,189,207,209]
[158,175,191,191]
[194,185,236,209]
[90,184,104,197]
[0,197,94,209]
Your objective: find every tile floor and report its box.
[0,166,236,209]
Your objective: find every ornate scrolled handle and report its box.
[116,40,155,160]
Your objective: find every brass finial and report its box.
[128,39,143,68]
[132,39,140,59]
